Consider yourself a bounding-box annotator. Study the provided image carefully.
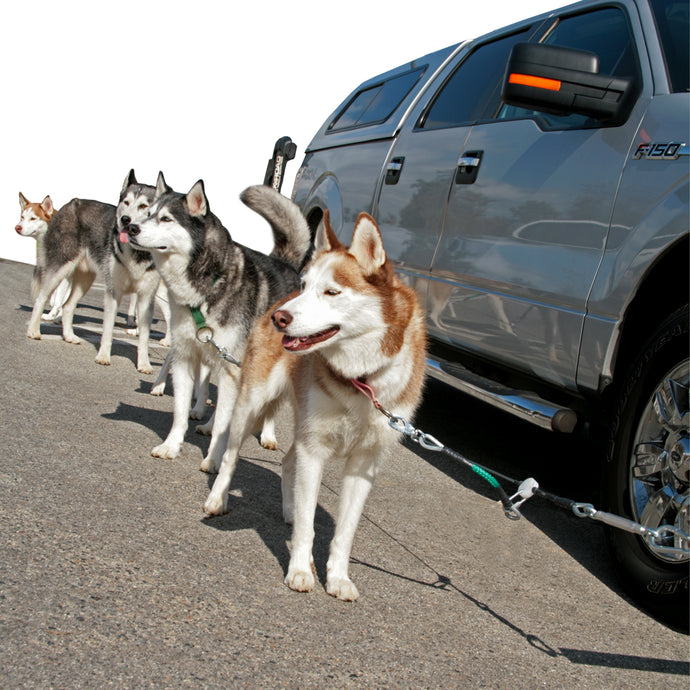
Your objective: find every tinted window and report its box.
[329,68,425,131]
[421,28,532,129]
[498,7,639,129]
[542,7,639,79]
[651,0,689,93]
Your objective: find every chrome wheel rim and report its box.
[630,359,689,563]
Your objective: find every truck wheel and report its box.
[603,306,689,631]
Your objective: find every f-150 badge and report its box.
[633,142,689,159]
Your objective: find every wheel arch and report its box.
[611,234,689,390]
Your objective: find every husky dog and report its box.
[26,171,164,373]
[16,192,69,322]
[203,212,426,600]
[126,175,311,463]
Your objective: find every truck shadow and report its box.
[407,379,620,591]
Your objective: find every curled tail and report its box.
[240,185,311,272]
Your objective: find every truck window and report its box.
[419,28,532,129]
[651,0,689,93]
[541,7,639,79]
[498,6,640,129]
[328,67,426,132]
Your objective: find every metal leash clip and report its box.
[195,325,241,366]
[196,326,214,344]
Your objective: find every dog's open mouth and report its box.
[282,326,339,352]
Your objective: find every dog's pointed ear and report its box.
[41,195,54,216]
[121,169,137,196]
[349,213,386,274]
[18,192,29,210]
[186,180,208,218]
[155,171,171,200]
[314,210,342,253]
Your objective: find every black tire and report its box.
[603,306,689,632]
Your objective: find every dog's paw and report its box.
[285,569,315,593]
[195,421,213,436]
[64,335,81,345]
[125,327,139,336]
[151,442,180,459]
[27,327,41,340]
[94,354,111,366]
[259,433,278,451]
[326,576,359,602]
[160,336,171,347]
[199,455,220,474]
[189,406,205,421]
[150,382,166,396]
[137,363,153,375]
[203,491,228,515]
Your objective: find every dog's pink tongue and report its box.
[119,231,129,244]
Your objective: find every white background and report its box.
[3,0,567,264]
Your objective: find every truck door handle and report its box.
[455,150,483,184]
[385,157,405,185]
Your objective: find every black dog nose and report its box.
[272,309,293,329]
[127,224,140,237]
[120,215,131,227]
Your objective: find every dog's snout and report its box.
[272,309,293,330]
[120,215,131,227]
[127,224,140,237]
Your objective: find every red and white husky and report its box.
[203,211,426,600]
[16,193,69,322]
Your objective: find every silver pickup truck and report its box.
[291,0,689,628]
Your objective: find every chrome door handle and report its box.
[457,156,481,168]
[385,156,405,185]
[456,150,483,184]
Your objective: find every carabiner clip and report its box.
[507,478,539,517]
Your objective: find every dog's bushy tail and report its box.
[240,185,311,272]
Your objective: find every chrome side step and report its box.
[425,356,578,433]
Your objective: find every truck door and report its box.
[374,25,537,310]
[424,5,648,387]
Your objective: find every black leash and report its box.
[350,378,690,558]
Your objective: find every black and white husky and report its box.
[126,175,311,464]
[26,170,166,373]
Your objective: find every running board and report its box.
[426,356,578,433]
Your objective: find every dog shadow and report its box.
[102,401,211,456]
[201,457,335,584]
[102,399,334,582]
[18,301,169,367]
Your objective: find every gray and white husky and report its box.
[126,175,311,464]
[26,170,165,373]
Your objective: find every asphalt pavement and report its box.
[1,257,687,688]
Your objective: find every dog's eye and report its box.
[325,288,341,296]
[160,215,172,223]
[138,203,149,211]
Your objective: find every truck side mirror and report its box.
[502,43,636,124]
